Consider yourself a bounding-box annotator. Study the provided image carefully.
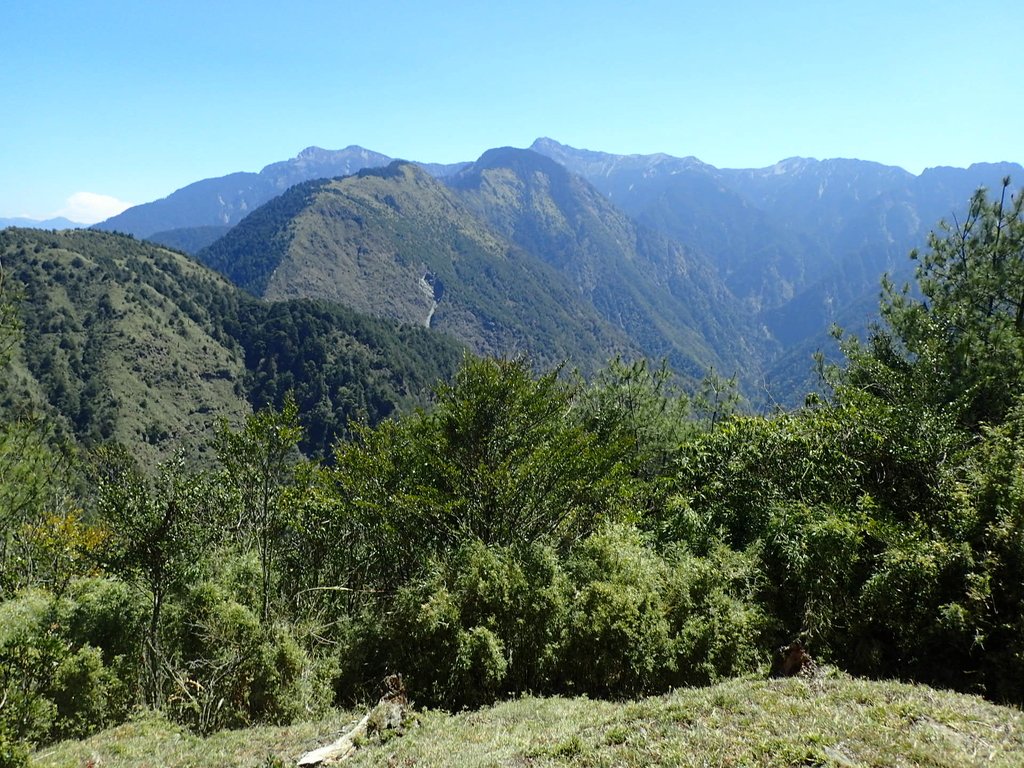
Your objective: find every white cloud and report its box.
[54,192,134,224]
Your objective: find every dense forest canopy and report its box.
[2,182,1024,765]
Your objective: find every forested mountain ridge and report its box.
[196,161,640,374]
[0,227,463,462]
[447,147,769,379]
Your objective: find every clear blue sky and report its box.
[3,0,1022,222]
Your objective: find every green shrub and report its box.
[759,502,869,656]
[61,577,147,664]
[339,539,569,708]
[164,579,331,734]
[0,584,138,751]
[562,525,673,696]
[664,544,768,685]
[452,626,508,706]
[49,645,110,740]
[58,577,146,724]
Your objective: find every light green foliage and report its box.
[0,580,146,754]
[216,394,303,623]
[164,576,332,735]
[341,521,769,707]
[91,446,217,706]
[0,591,64,747]
[563,526,767,695]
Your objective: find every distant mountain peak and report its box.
[261,145,393,177]
[530,138,712,177]
[293,144,375,161]
[0,216,85,230]
[356,159,431,182]
[474,146,567,175]
[767,157,818,175]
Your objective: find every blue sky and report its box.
[3,0,1022,222]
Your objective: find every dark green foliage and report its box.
[841,179,1024,430]
[661,181,1024,696]
[328,357,632,597]
[338,540,569,708]
[420,357,627,548]
[0,256,17,368]
[326,357,767,706]
[667,394,980,684]
[0,228,462,462]
[0,415,70,597]
[227,299,462,458]
[577,358,694,488]
[954,405,1024,700]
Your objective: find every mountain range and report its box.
[69,139,1023,408]
[531,140,1020,342]
[0,216,84,230]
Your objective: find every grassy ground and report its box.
[32,671,1024,767]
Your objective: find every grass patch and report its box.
[30,709,361,768]
[33,671,1024,767]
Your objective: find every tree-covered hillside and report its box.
[197,162,638,374]
[196,153,772,388]
[0,228,462,462]
[448,147,768,382]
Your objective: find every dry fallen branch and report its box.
[298,675,408,766]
